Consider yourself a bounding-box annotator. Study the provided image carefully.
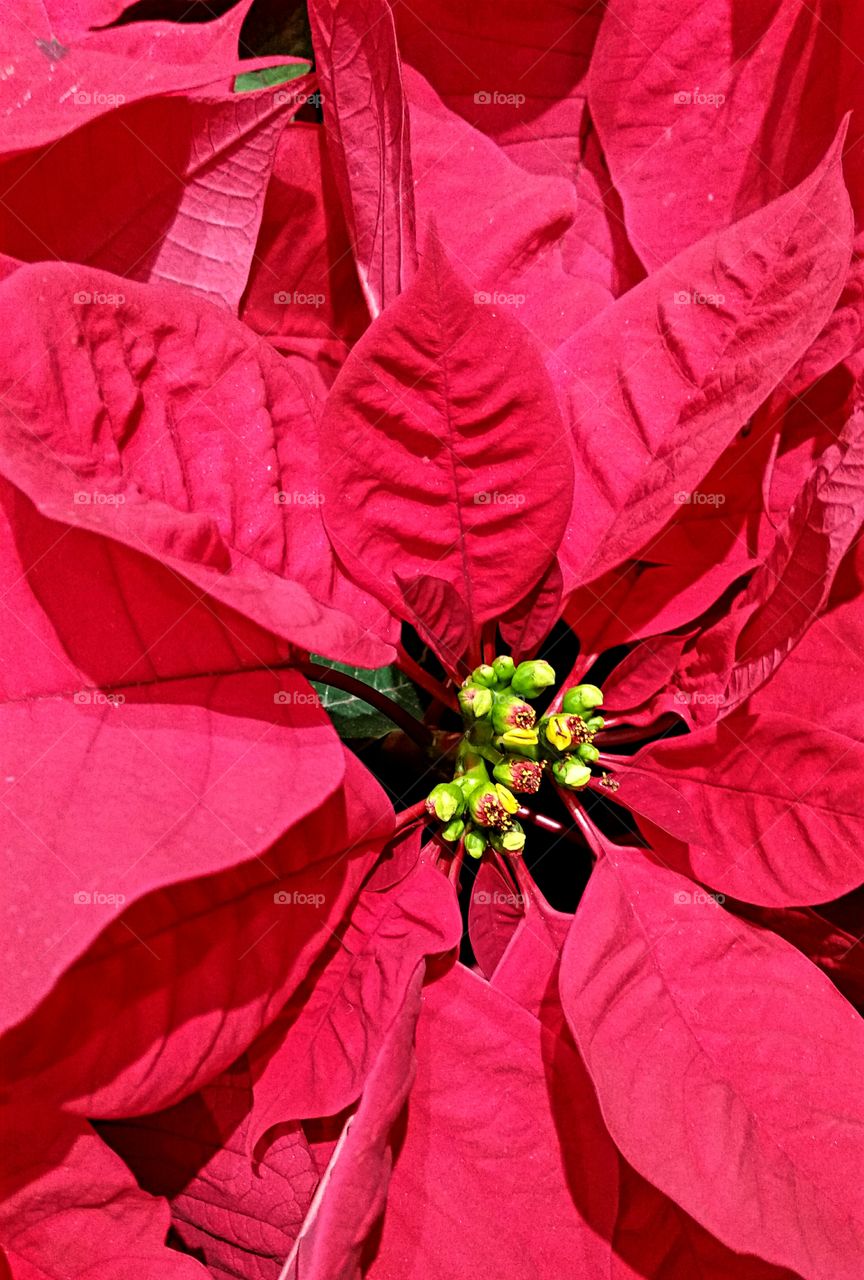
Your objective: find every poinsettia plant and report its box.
[1,0,863,1277]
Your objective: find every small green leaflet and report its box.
[233,62,312,94]
[310,658,423,740]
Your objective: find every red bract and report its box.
[1,0,863,1277]
[320,230,574,668]
[560,847,864,1278]
[0,84,316,309]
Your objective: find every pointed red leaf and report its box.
[746,573,864,739]
[402,66,615,350]
[0,1,286,151]
[1,751,393,1115]
[282,965,426,1280]
[732,903,864,1013]
[468,858,524,978]
[395,2,601,180]
[0,262,394,669]
[588,0,864,267]
[561,846,864,1277]
[240,122,369,383]
[499,559,564,662]
[101,1058,318,1280]
[552,126,853,588]
[0,1107,207,1278]
[365,964,619,1279]
[489,863,573,1032]
[627,710,864,905]
[604,633,694,710]
[677,412,864,721]
[308,0,416,316]
[0,85,315,310]
[396,5,643,311]
[395,572,471,675]
[248,860,461,1132]
[320,232,574,641]
[612,1159,799,1280]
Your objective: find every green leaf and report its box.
[310,658,423,740]
[233,62,312,94]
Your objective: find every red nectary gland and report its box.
[566,715,593,743]
[513,762,542,792]
[475,794,511,828]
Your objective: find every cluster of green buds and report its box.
[426,657,559,860]
[425,660,607,859]
[537,684,605,790]
[425,758,526,859]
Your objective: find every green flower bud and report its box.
[458,682,493,721]
[492,655,516,685]
[562,684,604,716]
[552,756,592,790]
[496,727,540,753]
[453,781,478,811]
[491,692,536,735]
[470,664,497,689]
[577,742,600,763]
[425,782,465,822]
[511,659,556,700]
[493,757,543,794]
[468,781,519,828]
[441,817,466,842]
[585,715,605,732]
[465,830,487,859]
[490,820,526,854]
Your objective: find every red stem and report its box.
[395,644,459,711]
[299,662,433,749]
[558,792,605,860]
[392,799,429,835]
[547,650,600,716]
[576,651,600,682]
[516,805,584,846]
[596,752,621,769]
[598,719,671,745]
[507,852,533,898]
[447,837,466,887]
[599,727,652,747]
[481,622,497,667]
[489,847,519,893]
